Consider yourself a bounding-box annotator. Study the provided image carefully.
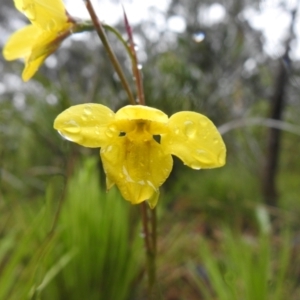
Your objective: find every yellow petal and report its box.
[22,54,47,81]
[101,136,173,205]
[148,190,160,209]
[54,104,116,147]
[2,25,39,60]
[29,30,62,62]
[116,105,168,123]
[14,0,69,30]
[115,105,169,135]
[161,111,226,169]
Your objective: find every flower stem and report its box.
[140,202,157,296]
[83,0,136,105]
[122,8,145,105]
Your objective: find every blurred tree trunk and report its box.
[262,9,297,207]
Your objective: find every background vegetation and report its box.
[1,0,300,299]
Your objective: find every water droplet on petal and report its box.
[81,115,87,121]
[23,3,36,21]
[46,19,56,31]
[105,125,117,138]
[122,166,134,182]
[184,120,196,138]
[147,180,157,191]
[63,120,81,134]
[58,131,74,142]
[192,150,213,165]
[83,105,92,115]
[119,172,124,179]
[190,163,202,170]
[196,149,206,155]
[174,127,180,135]
[213,138,219,144]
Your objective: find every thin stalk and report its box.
[140,202,151,253]
[83,0,136,105]
[140,203,157,295]
[123,8,145,105]
[150,208,157,258]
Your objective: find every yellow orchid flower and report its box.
[54,104,226,208]
[3,0,75,81]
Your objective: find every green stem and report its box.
[83,0,136,105]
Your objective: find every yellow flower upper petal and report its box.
[115,105,169,135]
[14,0,69,30]
[116,105,168,122]
[161,111,226,169]
[54,104,116,148]
[100,136,173,206]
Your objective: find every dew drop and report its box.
[81,115,87,121]
[196,149,206,155]
[190,163,202,170]
[58,131,74,142]
[213,138,219,144]
[83,105,92,115]
[63,120,81,134]
[23,3,36,21]
[46,19,56,31]
[119,173,124,179]
[184,120,196,138]
[193,150,212,165]
[105,130,113,138]
[137,64,143,70]
[147,180,157,191]
[105,125,117,138]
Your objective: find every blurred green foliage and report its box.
[0,158,142,300]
